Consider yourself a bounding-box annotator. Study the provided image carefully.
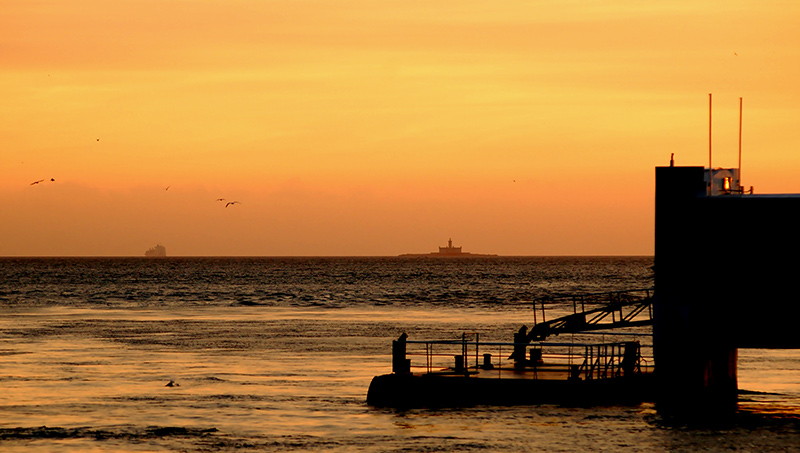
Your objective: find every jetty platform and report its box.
[367,332,655,408]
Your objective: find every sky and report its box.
[3,1,800,256]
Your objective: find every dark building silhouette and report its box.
[400,238,497,257]
[654,165,800,413]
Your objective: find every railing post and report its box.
[543,300,547,322]
[475,333,480,370]
[498,345,502,378]
[585,345,591,380]
[426,343,432,373]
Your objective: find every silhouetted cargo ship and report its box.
[145,244,166,257]
[400,238,497,258]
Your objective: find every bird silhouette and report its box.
[216,198,225,202]
[30,179,45,185]
[225,201,240,207]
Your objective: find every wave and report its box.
[0,425,218,441]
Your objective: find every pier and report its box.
[368,163,800,413]
[367,290,655,408]
[368,331,654,408]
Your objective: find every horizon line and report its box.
[0,254,655,259]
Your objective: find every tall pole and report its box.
[708,93,713,195]
[738,97,743,189]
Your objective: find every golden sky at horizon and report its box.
[3,1,800,256]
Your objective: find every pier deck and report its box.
[368,334,654,408]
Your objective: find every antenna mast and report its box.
[708,93,713,195]
[738,97,743,189]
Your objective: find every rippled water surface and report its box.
[1,257,798,451]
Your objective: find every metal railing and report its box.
[394,333,653,381]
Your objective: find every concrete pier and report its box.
[367,164,800,411]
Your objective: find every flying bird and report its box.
[30,179,45,185]
[165,186,170,191]
[216,198,226,202]
[225,201,240,207]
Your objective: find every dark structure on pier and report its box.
[368,288,656,409]
[654,165,800,412]
[368,162,800,412]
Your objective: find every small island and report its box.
[400,238,497,258]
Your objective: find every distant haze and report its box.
[3,1,800,256]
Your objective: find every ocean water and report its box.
[0,257,798,452]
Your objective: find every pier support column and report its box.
[654,166,739,414]
[654,334,738,413]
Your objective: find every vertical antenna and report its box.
[738,97,743,189]
[708,93,713,195]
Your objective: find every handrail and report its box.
[397,335,653,380]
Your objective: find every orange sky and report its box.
[3,1,800,256]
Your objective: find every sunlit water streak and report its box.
[0,257,799,451]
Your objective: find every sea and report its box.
[1,256,799,452]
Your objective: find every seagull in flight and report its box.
[225,201,240,207]
[216,198,226,202]
[30,179,45,185]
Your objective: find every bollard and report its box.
[482,353,494,370]
[530,348,543,365]
[454,355,464,373]
[569,364,581,381]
